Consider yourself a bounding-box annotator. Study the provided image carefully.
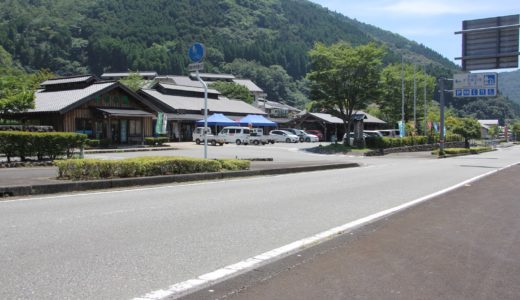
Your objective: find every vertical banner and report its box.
[398,121,406,138]
[161,113,168,135]
[155,112,164,135]
[433,122,439,133]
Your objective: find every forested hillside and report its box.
[499,70,520,105]
[0,0,457,77]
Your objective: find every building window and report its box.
[75,118,94,137]
[129,119,142,136]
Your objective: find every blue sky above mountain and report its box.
[311,0,519,67]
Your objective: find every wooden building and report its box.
[6,75,160,144]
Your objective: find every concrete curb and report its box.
[0,163,359,198]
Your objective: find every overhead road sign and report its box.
[455,15,519,71]
[188,42,205,63]
[453,73,497,98]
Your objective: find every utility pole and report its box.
[439,78,446,156]
[413,64,417,131]
[423,66,427,135]
[401,56,405,137]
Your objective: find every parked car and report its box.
[192,127,224,146]
[282,128,306,142]
[342,130,383,144]
[248,128,273,145]
[269,130,299,143]
[305,129,324,141]
[218,126,251,145]
[301,131,319,142]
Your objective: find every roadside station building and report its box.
[139,80,268,141]
[5,75,159,144]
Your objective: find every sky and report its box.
[309,0,519,68]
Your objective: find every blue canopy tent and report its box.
[196,113,237,126]
[239,114,277,127]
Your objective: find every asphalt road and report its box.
[0,145,519,299]
[186,164,520,300]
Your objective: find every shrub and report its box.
[0,131,86,162]
[55,156,251,180]
[365,135,429,149]
[85,139,100,148]
[145,137,169,146]
[432,147,492,155]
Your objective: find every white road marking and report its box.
[133,161,519,300]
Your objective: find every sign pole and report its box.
[439,78,445,156]
[196,70,208,159]
[188,42,207,159]
[413,64,417,131]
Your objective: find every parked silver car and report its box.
[269,130,300,143]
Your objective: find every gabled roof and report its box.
[478,120,499,126]
[40,75,97,86]
[355,110,386,124]
[140,89,266,115]
[157,82,220,95]
[305,111,386,124]
[30,82,116,113]
[27,81,159,114]
[257,99,301,112]
[233,79,264,93]
[189,73,235,80]
[168,75,204,88]
[101,71,157,78]
[309,113,344,124]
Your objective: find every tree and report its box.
[378,63,436,130]
[0,67,52,114]
[210,81,253,104]
[119,72,146,92]
[307,42,385,146]
[511,121,520,141]
[449,117,481,148]
[487,125,501,140]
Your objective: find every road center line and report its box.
[133,161,519,300]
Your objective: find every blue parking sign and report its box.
[487,88,496,96]
[463,89,470,96]
[455,89,463,97]
[471,89,478,96]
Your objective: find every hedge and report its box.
[432,147,493,155]
[0,131,86,162]
[145,137,169,146]
[366,134,462,149]
[55,156,251,180]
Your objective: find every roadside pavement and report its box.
[0,155,358,197]
[182,164,520,300]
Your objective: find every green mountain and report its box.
[499,70,520,105]
[0,0,459,107]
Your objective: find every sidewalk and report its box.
[183,165,520,300]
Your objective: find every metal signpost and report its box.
[453,72,498,98]
[455,15,519,71]
[188,43,208,159]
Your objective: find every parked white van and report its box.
[218,126,251,145]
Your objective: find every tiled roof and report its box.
[189,73,235,80]
[310,113,344,124]
[355,111,386,124]
[101,72,157,78]
[28,82,116,113]
[169,76,205,88]
[40,75,95,86]
[158,83,220,95]
[232,79,264,93]
[141,89,266,115]
[308,111,386,124]
[97,108,154,117]
[257,99,300,112]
